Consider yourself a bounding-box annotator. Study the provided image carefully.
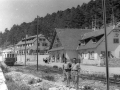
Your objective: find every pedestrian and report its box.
[62,58,72,87]
[71,58,81,88]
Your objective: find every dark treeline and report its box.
[0,0,120,48]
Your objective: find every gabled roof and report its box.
[2,48,14,53]
[49,47,64,52]
[50,28,92,51]
[77,25,115,50]
[16,34,44,45]
[82,26,113,39]
[15,46,31,51]
[77,36,105,50]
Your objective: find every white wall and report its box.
[97,30,120,58]
[17,55,49,63]
[79,49,100,65]
[0,55,2,61]
[114,45,120,58]
[65,50,78,61]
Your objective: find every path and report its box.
[24,60,120,75]
[0,67,8,90]
[0,56,8,90]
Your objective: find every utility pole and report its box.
[112,7,115,26]
[102,0,109,90]
[76,58,81,90]
[37,16,39,71]
[95,14,97,30]
[13,37,16,62]
[25,34,27,66]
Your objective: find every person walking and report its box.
[71,58,81,89]
[62,58,72,87]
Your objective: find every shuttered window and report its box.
[113,38,119,43]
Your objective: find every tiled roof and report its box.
[82,26,113,39]
[49,47,64,52]
[77,26,114,50]
[24,34,44,40]
[2,48,13,53]
[15,46,31,51]
[16,34,44,45]
[50,28,92,50]
[77,36,105,50]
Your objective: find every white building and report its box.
[77,25,120,66]
[49,28,91,63]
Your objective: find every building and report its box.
[49,28,91,63]
[77,25,120,66]
[16,34,50,55]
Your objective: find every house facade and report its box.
[49,28,91,63]
[16,34,50,55]
[77,25,120,66]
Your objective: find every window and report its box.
[82,53,84,58]
[92,38,97,43]
[113,38,119,43]
[38,43,40,46]
[42,43,47,46]
[89,51,94,60]
[79,43,81,46]
[44,43,47,46]
[81,40,85,45]
[39,38,45,41]
[39,38,42,41]
[101,51,111,58]
[12,54,14,58]
[56,38,59,42]
[43,39,45,41]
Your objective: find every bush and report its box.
[43,75,55,81]
[113,74,120,80]
[28,78,35,85]
[53,65,58,69]
[5,75,13,82]
[20,84,30,90]
[58,67,63,71]
[5,75,30,90]
[0,62,11,73]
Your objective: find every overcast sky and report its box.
[0,0,90,32]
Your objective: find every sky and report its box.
[0,0,90,32]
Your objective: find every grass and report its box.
[0,63,62,90]
[24,65,63,74]
[0,62,11,73]
[10,64,63,82]
[5,75,30,90]
[42,75,55,81]
[28,78,36,85]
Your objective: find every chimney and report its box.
[26,35,28,38]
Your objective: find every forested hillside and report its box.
[0,0,120,48]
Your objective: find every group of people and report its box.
[62,58,81,88]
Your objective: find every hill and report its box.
[0,0,120,48]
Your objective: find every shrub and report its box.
[0,62,11,73]
[5,75,13,82]
[53,65,58,69]
[5,75,30,90]
[20,84,30,90]
[43,75,55,81]
[113,74,120,80]
[58,67,63,71]
[28,78,35,85]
